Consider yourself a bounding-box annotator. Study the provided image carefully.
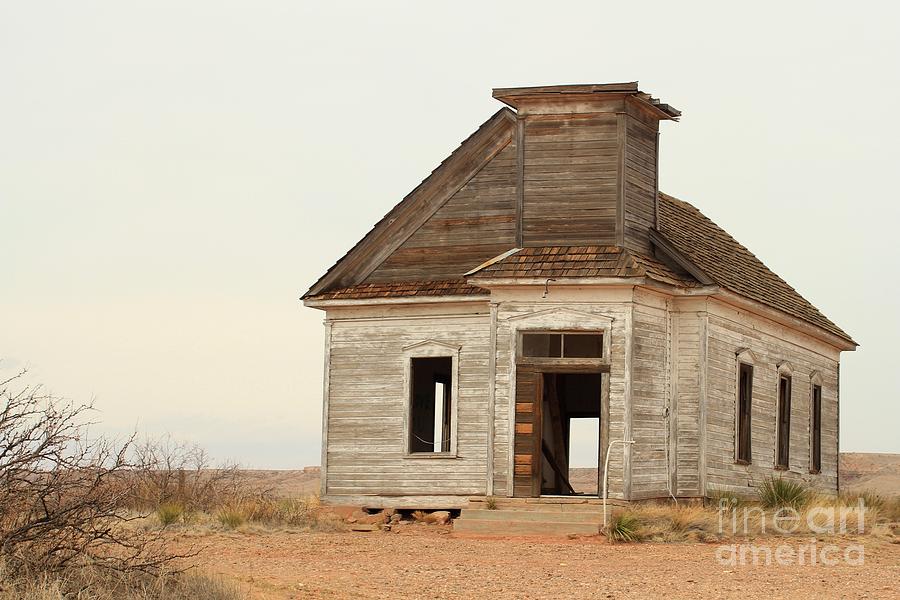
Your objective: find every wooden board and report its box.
[513,369,542,497]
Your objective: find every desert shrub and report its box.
[883,496,900,523]
[758,476,811,510]
[128,438,242,514]
[0,561,242,600]
[665,505,714,534]
[216,505,247,529]
[606,512,641,543]
[211,493,344,531]
[156,502,186,526]
[706,486,745,509]
[0,371,196,581]
[484,497,498,510]
[839,490,885,510]
[623,504,718,542]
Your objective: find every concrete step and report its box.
[453,517,600,536]
[458,509,602,523]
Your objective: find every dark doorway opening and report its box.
[540,373,601,496]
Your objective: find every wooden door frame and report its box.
[513,363,609,497]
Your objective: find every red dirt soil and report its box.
[184,527,900,599]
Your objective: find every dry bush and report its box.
[128,438,242,514]
[0,371,200,595]
[216,505,247,530]
[0,560,242,600]
[155,502,187,527]
[235,494,344,531]
[705,486,747,509]
[621,503,717,543]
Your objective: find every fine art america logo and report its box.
[715,498,868,566]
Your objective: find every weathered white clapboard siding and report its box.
[325,309,492,496]
[704,299,840,496]
[671,299,705,497]
[630,289,671,499]
[490,289,631,499]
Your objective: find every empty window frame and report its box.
[520,332,604,359]
[736,363,753,464]
[776,374,792,469]
[810,383,822,473]
[409,356,453,453]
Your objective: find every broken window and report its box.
[810,384,822,473]
[409,357,452,453]
[737,363,753,464]
[776,374,792,469]
[521,333,603,358]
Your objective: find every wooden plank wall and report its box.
[630,289,670,498]
[623,116,658,254]
[672,303,704,497]
[492,298,630,499]
[521,114,619,246]
[704,300,840,496]
[325,310,492,496]
[364,143,517,282]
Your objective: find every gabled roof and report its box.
[467,245,692,288]
[657,193,855,345]
[303,108,516,298]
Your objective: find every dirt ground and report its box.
[182,527,900,599]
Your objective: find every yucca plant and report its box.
[217,506,247,529]
[758,476,811,510]
[606,513,641,543]
[484,496,498,510]
[156,501,185,526]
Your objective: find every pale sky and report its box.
[2,1,897,468]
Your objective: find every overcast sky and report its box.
[2,1,897,468]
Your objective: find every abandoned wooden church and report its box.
[304,83,856,509]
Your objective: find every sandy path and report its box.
[181,527,900,599]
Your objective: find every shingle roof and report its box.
[308,279,486,301]
[658,193,855,344]
[468,245,692,287]
[306,190,853,346]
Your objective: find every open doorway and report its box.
[540,373,601,496]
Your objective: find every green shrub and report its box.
[217,506,246,529]
[156,502,185,526]
[606,513,641,543]
[758,476,811,510]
